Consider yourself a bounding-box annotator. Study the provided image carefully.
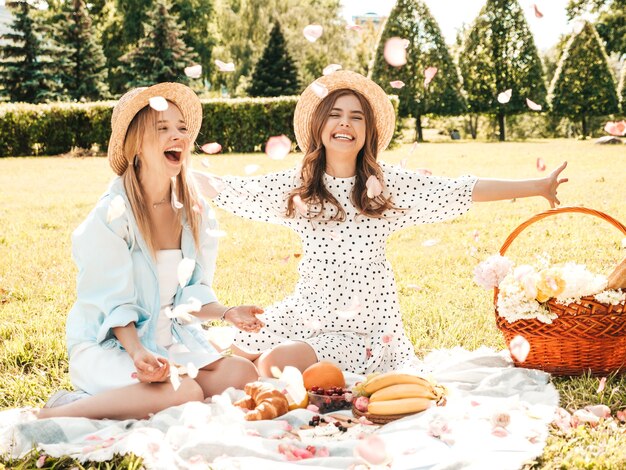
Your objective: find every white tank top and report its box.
[155,249,183,347]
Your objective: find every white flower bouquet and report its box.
[474,254,625,324]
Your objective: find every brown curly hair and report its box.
[286,89,399,220]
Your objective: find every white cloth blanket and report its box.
[0,347,558,469]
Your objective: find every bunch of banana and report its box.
[362,372,447,416]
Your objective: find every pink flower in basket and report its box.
[473,255,514,289]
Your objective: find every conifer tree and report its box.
[248,21,299,97]
[0,0,59,102]
[119,0,197,88]
[458,0,546,141]
[618,62,626,115]
[548,21,619,138]
[52,0,108,101]
[370,0,465,142]
[567,0,626,56]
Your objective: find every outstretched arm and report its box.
[472,161,568,208]
[193,170,221,199]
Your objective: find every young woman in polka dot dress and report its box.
[195,71,568,377]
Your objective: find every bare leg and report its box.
[37,378,204,420]
[225,343,262,362]
[194,356,259,397]
[256,341,318,377]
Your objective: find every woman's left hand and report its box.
[543,161,569,208]
[224,305,265,333]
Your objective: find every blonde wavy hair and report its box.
[121,103,202,256]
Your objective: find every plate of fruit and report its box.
[351,372,447,424]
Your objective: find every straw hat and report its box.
[108,82,202,176]
[293,70,395,154]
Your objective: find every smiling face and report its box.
[320,93,367,161]
[138,103,190,180]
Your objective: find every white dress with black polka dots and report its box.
[214,163,477,374]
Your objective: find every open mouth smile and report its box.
[332,132,355,142]
[164,147,183,162]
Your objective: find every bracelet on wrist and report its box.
[220,306,235,322]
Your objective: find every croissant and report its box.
[608,257,626,290]
[233,381,289,421]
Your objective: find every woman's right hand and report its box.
[131,348,170,383]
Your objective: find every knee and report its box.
[175,378,204,404]
[225,356,259,385]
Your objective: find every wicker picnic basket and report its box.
[495,207,626,376]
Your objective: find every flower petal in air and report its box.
[354,435,390,466]
[329,230,342,241]
[177,257,196,288]
[536,157,546,172]
[244,164,260,175]
[597,377,607,394]
[390,80,405,89]
[423,66,438,87]
[303,24,323,42]
[170,366,181,391]
[526,98,542,111]
[422,238,440,247]
[184,64,202,79]
[323,64,342,75]
[336,295,361,319]
[345,23,362,31]
[366,175,383,198]
[215,60,235,72]
[510,335,530,362]
[186,362,199,379]
[604,120,626,136]
[311,81,329,99]
[107,195,126,224]
[293,195,308,216]
[149,96,168,111]
[383,37,408,67]
[399,158,408,169]
[207,228,227,238]
[497,89,512,104]
[201,142,222,154]
[265,135,291,160]
[532,3,544,18]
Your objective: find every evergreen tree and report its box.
[248,21,299,97]
[119,0,197,88]
[0,0,59,102]
[458,0,546,141]
[172,0,216,83]
[548,21,620,137]
[52,0,108,101]
[212,0,351,96]
[370,0,466,142]
[567,0,626,57]
[619,61,626,114]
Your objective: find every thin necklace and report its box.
[152,196,169,208]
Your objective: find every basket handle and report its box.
[498,207,626,256]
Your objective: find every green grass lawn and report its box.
[1,139,625,468]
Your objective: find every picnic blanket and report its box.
[0,347,559,469]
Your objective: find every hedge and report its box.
[0,96,399,157]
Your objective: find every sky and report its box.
[340,0,573,51]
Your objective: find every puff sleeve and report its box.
[383,164,477,231]
[212,169,299,226]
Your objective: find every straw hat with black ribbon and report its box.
[107,82,202,176]
[293,70,396,155]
